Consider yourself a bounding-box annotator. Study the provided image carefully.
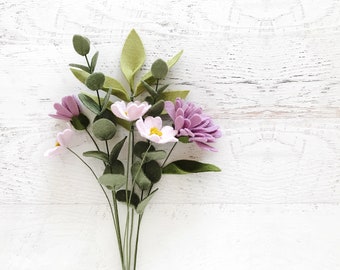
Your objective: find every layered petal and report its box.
[111,101,151,121]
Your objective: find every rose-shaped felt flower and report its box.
[111,101,151,122]
[49,95,80,121]
[44,128,74,157]
[165,98,221,151]
[136,116,178,144]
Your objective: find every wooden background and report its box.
[1,0,340,269]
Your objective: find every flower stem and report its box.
[85,55,91,72]
[161,142,177,167]
[85,128,100,152]
[133,214,143,270]
[113,190,125,269]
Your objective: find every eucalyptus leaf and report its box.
[134,141,155,159]
[162,160,221,174]
[94,109,116,123]
[145,100,164,117]
[78,93,100,114]
[91,51,99,73]
[157,84,169,94]
[135,50,183,96]
[136,189,158,214]
[100,88,112,114]
[98,174,125,190]
[143,160,162,183]
[85,72,105,91]
[102,76,129,101]
[92,118,117,140]
[142,150,166,162]
[141,80,157,98]
[69,63,90,73]
[120,29,145,89]
[151,59,168,79]
[104,160,125,175]
[83,151,109,163]
[131,161,152,190]
[70,113,90,130]
[72,35,90,56]
[116,190,140,208]
[110,137,127,163]
[157,90,190,103]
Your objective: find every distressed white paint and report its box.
[1,0,340,269]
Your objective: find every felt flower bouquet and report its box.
[45,30,221,270]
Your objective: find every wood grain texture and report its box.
[1,0,340,269]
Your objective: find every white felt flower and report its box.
[111,101,151,121]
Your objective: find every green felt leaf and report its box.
[136,189,158,214]
[72,35,90,56]
[157,90,190,103]
[131,161,152,190]
[100,88,112,114]
[178,136,190,143]
[102,76,129,101]
[142,150,166,162]
[134,141,155,159]
[85,72,105,91]
[145,100,164,117]
[70,113,90,130]
[83,150,109,163]
[110,137,127,163]
[141,80,157,98]
[78,93,100,114]
[162,160,221,174]
[135,50,183,96]
[143,160,162,183]
[91,51,99,73]
[151,59,168,79]
[94,109,116,123]
[120,29,145,89]
[92,118,117,141]
[98,174,125,190]
[157,84,169,94]
[69,63,90,73]
[113,116,131,131]
[116,190,140,208]
[104,160,125,175]
[70,68,89,84]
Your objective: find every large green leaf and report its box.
[158,90,190,103]
[83,151,109,163]
[135,50,183,96]
[162,160,221,174]
[136,189,158,214]
[98,174,125,190]
[120,29,145,89]
[70,68,89,84]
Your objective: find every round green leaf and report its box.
[134,141,155,159]
[85,72,105,90]
[143,160,162,183]
[116,190,140,208]
[151,59,168,79]
[92,118,117,140]
[72,35,90,56]
[98,174,125,190]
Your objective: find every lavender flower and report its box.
[49,95,80,121]
[165,98,221,151]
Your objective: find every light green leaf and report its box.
[83,151,109,163]
[91,51,99,73]
[69,63,90,73]
[70,68,89,84]
[72,35,90,56]
[92,118,117,141]
[135,50,183,96]
[162,160,221,174]
[102,76,129,101]
[136,189,158,214]
[98,174,125,190]
[158,90,190,103]
[78,93,100,114]
[120,29,145,89]
[100,88,112,114]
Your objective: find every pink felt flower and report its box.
[44,128,74,157]
[111,101,151,122]
[49,95,80,121]
[165,98,221,151]
[136,116,178,144]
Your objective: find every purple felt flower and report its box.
[165,98,221,151]
[49,95,80,121]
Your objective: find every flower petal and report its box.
[57,129,74,147]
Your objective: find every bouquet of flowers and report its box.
[45,29,221,270]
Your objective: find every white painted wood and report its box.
[1,0,340,269]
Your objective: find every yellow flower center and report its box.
[149,127,162,136]
[55,141,61,147]
[125,111,128,116]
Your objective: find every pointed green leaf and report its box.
[134,141,155,159]
[145,100,164,117]
[142,150,166,162]
[102,76,129,101]
[91,51,99,72]
[70,113,90,130]
[100,88,112,114]
[158,90,190,103]
[78,93,100,114]
[135,50,183,96]
[162,160,221,174]
[72,35,90,56]
[131,161,152,190]
[116,190,140,208]
[141,81,157,98]
[143,160,162,183]
[92,118,117,140]
[69,64,91,73]
[120,29,145,89]
[136,189,158,214]
[157,84,169,94]
[83,151,109,163]
[98,174,125,190]
[110,137,127,163]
